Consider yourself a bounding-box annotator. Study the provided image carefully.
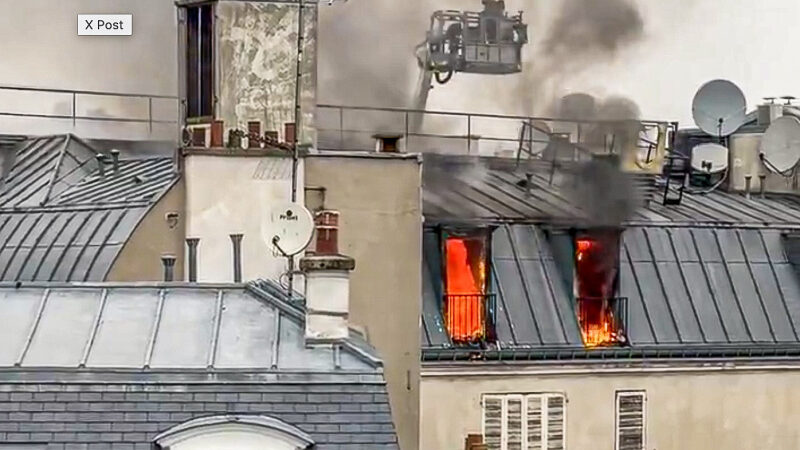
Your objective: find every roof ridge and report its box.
[245,280,384,369]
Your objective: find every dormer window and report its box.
[185,3,214,120]
[574,230,627,347]
[442,229,495,343]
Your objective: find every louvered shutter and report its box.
[545,395,566,450]
[525,395,543,450]
[506,397,523,450]
[484,396,503,450]
[616,392,646,450]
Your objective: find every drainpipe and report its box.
[161,254,176,282]
[230,234,243,283]
[186,238,199,282]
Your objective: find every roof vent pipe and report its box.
[745,175,752,200]
[230,234,243,283]
[161,254,176,282]
[110,150,120,174]
[759,174,767,199]
[95,154,106,178]
[186,238,199,282]
[525,173,533,197]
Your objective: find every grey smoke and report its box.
[523,0,646,116]
[542,0,644,69]
[567,157,636,227]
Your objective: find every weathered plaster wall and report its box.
[106,180,185,281]
[305,154,423,450]
[217,1,317,146]
[421,367,800,450]
[184,153,302,283]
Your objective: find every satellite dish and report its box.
[692,79,747,137]
[691,143,729,174]
[265,203,314,256]
[760,115,800,173]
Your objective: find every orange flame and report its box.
[445,238,486,342]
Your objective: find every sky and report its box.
[1,0,800,133]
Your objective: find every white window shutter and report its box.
[526,395,543,450]
[506,397,523,450]
[483,396,503,450]
[545,395,566,450]
[616,391,646,450]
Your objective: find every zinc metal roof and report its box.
[422,224,800,358]
[422,154,800,227]
[0,134,177,282]
[0,280,382,371]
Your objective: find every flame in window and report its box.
[445,237,487,342]
[575,233,623,347]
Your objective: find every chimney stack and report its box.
[248,121,262,149]
[230,234,243,283]
[210,120,224,147]
[161,254,176,282]
[186,238,199,282]
[300,209,354,343]
[374,134,403,153]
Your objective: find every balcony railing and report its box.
[444,293,497,344]
[577,296,629,347]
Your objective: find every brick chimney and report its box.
[300,210,354,343]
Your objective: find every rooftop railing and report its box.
[0,85,180,140]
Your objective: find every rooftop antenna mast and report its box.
[287,0,347,299]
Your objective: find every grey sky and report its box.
[1,0,799,130]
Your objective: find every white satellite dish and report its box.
[692,79,748,137]
[265,202,314,256]
[760,115,800,173]
[691,143,729,174]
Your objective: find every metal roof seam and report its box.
[735,229,778,343]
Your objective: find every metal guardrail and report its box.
[316,103,678,158]
[444,293,497,344]
[0,85,180,135]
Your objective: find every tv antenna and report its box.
[760,115,800,175]
[692,79,747,139]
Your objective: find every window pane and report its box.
[186,7,199,117]
[200,4,214,117]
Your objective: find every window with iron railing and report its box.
[442,229,495,343]
[574,231,627,347]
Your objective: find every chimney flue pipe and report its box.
[161,254,176,282]
[745,175,753,200]
[230,234,243,283]
[186,238,199,282]
[95,154,106,178]
[314,210,340,255]
[525,173,533,197]
[759,174,767,199]
[110,150,120,174]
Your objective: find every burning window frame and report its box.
[571,228,628,348]
[439,227,496,345]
